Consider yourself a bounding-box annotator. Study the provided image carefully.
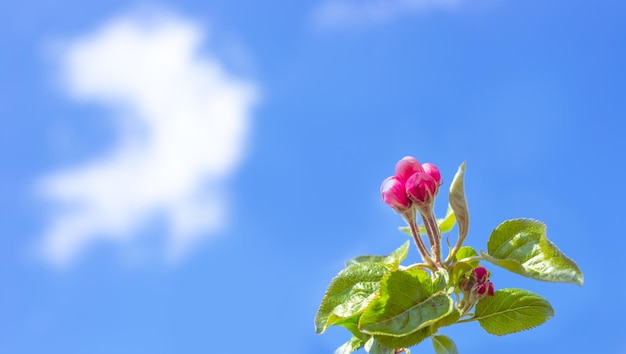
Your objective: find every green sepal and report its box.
[347,241,410,270]
[359,268,454,337]
[315,262,389,334]
[431,335,459,354]
[473,288,554,336]
[483,218,583,285]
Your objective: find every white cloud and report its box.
[313,0,460,29]
[38,11,257,265]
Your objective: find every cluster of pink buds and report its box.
[380,156,444,266]
[459,266,495,310]
[380,156,442,213]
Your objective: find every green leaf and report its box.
[335,336,368,354]
[473,288,554,336]
[359,268,454,337]
[449,162,469,241]
[483,218,584,285]
[364,338,395,354]
[347,241,410,269]
[334,315,369,341]
[432,335,459,354]
[455,245,477,261]
[315,262,390,334]
[454,246,479,268]
[374,328,430,349]
[432,308,461,330]
[374,309,460,349]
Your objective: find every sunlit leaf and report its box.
[373,327,431,349]
[347,241,410,269]
[454,245,477,261]
[454,246,479,266]
[473,288,554,336]
[359,268,453,337]
[483,218,583,285]
[436,308,461,330]
[373,309,459,349]
[315,262,389,334]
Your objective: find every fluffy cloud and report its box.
[313,0,460,29]
[38,11,257,265]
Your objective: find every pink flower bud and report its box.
[395,156,424,183]
[422,163,442,186]
[460,267,495,305]
[473,267,489,282]
[405,172,437,204]
[475,283,487,296]
[381,176,411,211]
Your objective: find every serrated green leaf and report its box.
[432,335,458,354]
[335,335,368,354]
[484,218,583,285]
[359,268,453,337]
[449,162,469,241]
[315,262,389,334]
[347,241,410,269]
[364,338,395,354]
[473,288,554,336]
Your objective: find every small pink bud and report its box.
[475,283,487,296]
[488,282,494,296]
[395,156,424,183]
[473,267,489,282]
[422,163,442,186]
[405,172,437,204]
[381,176,411,211]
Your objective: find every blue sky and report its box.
[1,0,625,353]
